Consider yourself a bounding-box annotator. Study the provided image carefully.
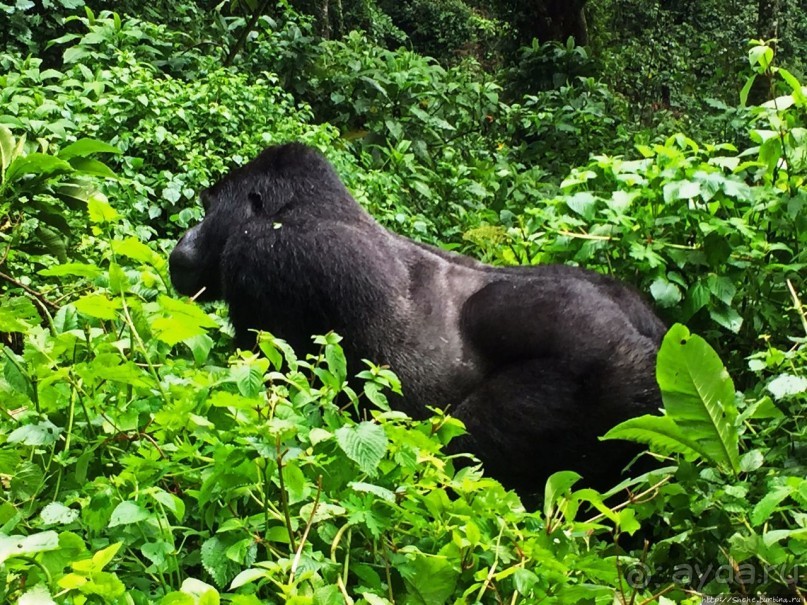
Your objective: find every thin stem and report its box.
[275,435,297,552]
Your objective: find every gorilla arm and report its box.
[451,277,661,490]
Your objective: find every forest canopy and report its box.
[0,1,805,604]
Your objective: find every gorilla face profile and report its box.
[170,143,665,495]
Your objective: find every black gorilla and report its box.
[170,143,665,494]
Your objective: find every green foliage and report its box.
[602,325,806,596]
[0,220,652,603]
[0,126,119,263]
[0,0,86,55]
[471,124,805,366]
[505,38,597,96]
[0,5,806,603]
[376,0,499,63]
[1,14,335,238]
[605,324,740,473]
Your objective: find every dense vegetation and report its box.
[1,1,805,603]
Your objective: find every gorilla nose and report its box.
[169,227,208,296]
[169,238,196,270]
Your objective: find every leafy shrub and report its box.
[504,37,598,96]
[1,9,805,605]
[1,17,338,239]
[0,0,86,55]
[0,127,119,264]
[377,0,495,63]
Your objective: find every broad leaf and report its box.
[39,262,103,279]
[543,470,582,521]
[656,324,740,473]
[74,293,120,320]
[0,296,39,332]
[0,125,15,174]
[5,153,73,183]
[398,552,458,605]
[151,295,218,346]
[87,192,120,223]
[108,502,150,528]
[58,138,121,160]
[335,421,388,476]
[0,531,60,564]
[602,414,709,460]
[68,156,116,179]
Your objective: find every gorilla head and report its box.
[170,142,666,497]
[170,144,357,302]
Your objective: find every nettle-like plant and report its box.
[2,193,803,603]
[0,127,119,263]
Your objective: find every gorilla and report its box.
[170,143,665,495]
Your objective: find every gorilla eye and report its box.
[248,191,263,213]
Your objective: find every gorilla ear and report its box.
[248,191,263,213]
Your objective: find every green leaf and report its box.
[5,153,73,183]
[656,324,740,473]
[649,277,682,308]
[603,414,709,459]
[229,568,268,590]
[92,361,156,389]
[8,420,63,446]
[0,296,39,333]
[335,421,388,476]
[109,502,150,528]
[57,138,121,160]
[54,181,95,210]
[739,74,756,107]
[360,592,392,605]
[739,449,764,472]
[0,531,60,564]
[201,538,239,588]
[82,542,122,572]
[184,333,214,365]
[18,584,57,605]
[35,225,68,263]
[0,125,15,174]
[709,305,743,333]
[112,237,165,268]
[107,262,127,296]
[398,552,458,605]
[68,156,117,179]
[325,342,347,385]
[87,192,120,223]
[748,44,774,70]
[40,503,79,526]
[141,541,172,568]
[63,46,91,64]
[231,363,265,398]
[151,296,217,345]
[513,568,539,595]
[565,191,598,219]
[663,179,701,202]
[39,262,103,279]
[3,350,33,399]
[543,470,582,520]
[349,481,396,503]
[750,485,793,526]
[766,374,807,400]
[73,293,120,320]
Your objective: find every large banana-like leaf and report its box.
[656,324,740,474]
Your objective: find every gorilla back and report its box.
[169,143,666,495]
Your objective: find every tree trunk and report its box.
[749,0,780,104]
[757,0,780,41]
[319,0,331,39]
[508,0,589,46]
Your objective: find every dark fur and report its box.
[170,143,666,495]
